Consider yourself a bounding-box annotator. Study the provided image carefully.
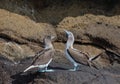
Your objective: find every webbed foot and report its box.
[38,69,55,72]
[68,65,80,71]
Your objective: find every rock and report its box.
[11,65,120,84]
[57,15,120,44]
[0,9,57,60]
[0,9,56,44]
[0,42,35,61]
[1,0,120,25]
[84,23,120,53]
[0,1,120,84]
[0,63,11,84]
[37,67,120,84]
[0,55,15,84]
[0,54,120,84]
[56,15,120,67]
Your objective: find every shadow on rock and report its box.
[11,71,46,84]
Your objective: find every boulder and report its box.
[0,9,57,60]
[0,1,120,84]
[0,9,56,44]
[56,15,120,66]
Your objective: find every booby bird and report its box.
[24,35,55,72]
[64,30,102,71]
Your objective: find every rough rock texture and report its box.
[0,9,56,61]
[0,9,56,43]
[0,0,120,24]
[56,15,120,67]
[0,0,120,84]
[1,56,120,84]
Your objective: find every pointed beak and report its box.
[64,29,69,34]
[51,36,56,41]
[64,30,69,38]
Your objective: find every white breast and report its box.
[65,49,77,64]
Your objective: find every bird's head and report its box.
[64,30,73,38]
[64,30,74,49]
[44,35,55,49]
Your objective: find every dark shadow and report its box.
[10,66,72,84]
[49,66,69,70]
[106,50,120,64]
[85,34,117,49]
[0,55,15,64]
[11,71,46,84]
[0,0,120,25]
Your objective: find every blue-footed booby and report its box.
[24,36,55,72]
[64,30,102,71]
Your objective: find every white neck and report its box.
[66,42,73,49]
[66,36,74,49]
[45,43,53,50]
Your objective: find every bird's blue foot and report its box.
[45,69,55,72]
[68,69,76,71]
[68,65,80,71]
[38,69,46,72]
[38,69,55,72]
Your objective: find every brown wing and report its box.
[67,48,89,65]
[32,49,54,65]
[72,48,89,59]
[32,49,48,64]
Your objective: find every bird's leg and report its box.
[45,65,48,71]
[74,63,80,70]
[38,65,48,72]
[44,59,55,72]
[44,65,54,72]
[69,63,80,71]
[44,58,52,71]
[38,59,53,73]
[38,64,47,72]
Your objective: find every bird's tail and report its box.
[46,58,53,67]
[24,65,38,72]
[88,51,105,61]
[23,59,52,72]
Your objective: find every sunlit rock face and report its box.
[0,0,120,84]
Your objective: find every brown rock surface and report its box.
[0,9,56,43]
[56,15,120,66]
[0,0,120,84]
[0,9,56,61]
[1,53,120,84]
[0,42,35,61]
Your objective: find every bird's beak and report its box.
[64,29,69,38]
[51,36,56,41]
[64,29,69,34]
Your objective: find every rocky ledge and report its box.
[0,0,120,84]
